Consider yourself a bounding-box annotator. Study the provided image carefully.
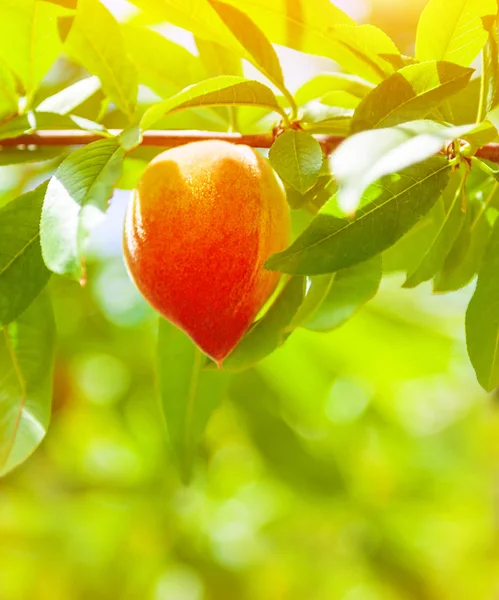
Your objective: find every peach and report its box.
[123,140,290,363]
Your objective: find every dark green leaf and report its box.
[434,189,496,291]
[0,182,51,326]
[403,171,466,288]
[222,277,306,371]
[65,0,138,119]
[351,61,474,133]
[416,0,497,67]
[266,157,451,275]
[269,130,323,194]
[158,318,231,482]
[303,256,382,332]
[0,292,55,476]
[466,216,499,390]
[40,138,125,280]
[141,76,285,130]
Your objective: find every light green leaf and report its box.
[116,157,148,190]
[37,76,101,115]
[331,120,473,214]
[295,73,374,106]
[0,292,55,477]
[158,318,231,482]
[269,130,323,194]
[128,0,248,57]
[302,257,382,332]
[403,171,466,288]
[0,0,67,98]
[218,1,402,83]
[123,24,206,99]
[65,0,138,118]
[0,114,35,140]
[352,61,474,133]
[196,36,242,77]
[466,215,499,390]
[266,157,451,275]
[222,276,305,371]
[327,24,403,80]
[300,102,353,135]
[0,182,51,326]
[0,146,63,165]
[482,15,499,120]
[210,1,285,93]
[141,76,284,131]
[416,0,497,67]
[40,138,124,280]
[0,59,19,121]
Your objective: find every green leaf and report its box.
[40,138,124,280]
[221,276,305,371]
[351,61,474,133]
[196,37,242,77]
[116,157,148,190]
[0,114,35,140]
[416,0,497,67]
[230,370,343,494]
[128,0,248,57]
[302,256,382,332]
[0,0,67,98]
[209,1,286,94]
[403,171,466,288]
[269,130,323,194]
[434,187,496,291]
[219,2,403,83]
[327,24,403,80]
[141,76,284,131]
[157,318,231,482]
[482,15,499,119]
[65,0,138,119]
[295,73,374,106]
[0,146,63,165]
[266,156,451,275]
[123,25,207,99]
[331,120,472,213]
[37,76,101,115]
[0,59,19,121]
[300,102,353,135]
[0,182,51,326]
[466,215,499,390]
[0,292,55,477]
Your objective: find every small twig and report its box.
[0,129,498,164]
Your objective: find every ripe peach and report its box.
[123,140,290,363]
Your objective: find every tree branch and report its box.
[0,129,498,164]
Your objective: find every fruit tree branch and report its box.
[0,129,498,164]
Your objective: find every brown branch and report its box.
[0,129,497,164]
[0,129,348,154]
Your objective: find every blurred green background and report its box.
[2,0,499,599]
